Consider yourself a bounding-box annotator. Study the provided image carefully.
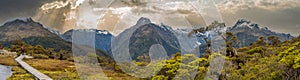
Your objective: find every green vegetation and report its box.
[147,22,300,80]
[8,66,34,80]
[6,40,72,60]
[152,53,210,80]
[132,43,292,80]
[0,40,137,80]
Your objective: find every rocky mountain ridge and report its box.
[228,19,294,46]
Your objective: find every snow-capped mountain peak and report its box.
[232,19,261,30]
[136,17,152,26]
[97,30,109,35]
[228,19,294,47]
[160,23,174,31]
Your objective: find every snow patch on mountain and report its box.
[97,30,109,35]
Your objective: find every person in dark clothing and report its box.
[0,45,3,50]
[21,46,25,55]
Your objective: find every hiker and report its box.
[0,45,3,50]
[21,45,25,55]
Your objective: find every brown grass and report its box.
[0,53,138,79]
[0,55,17,66]
[20,59,139,80]
[24,59,79,79]
[24,59,75,71]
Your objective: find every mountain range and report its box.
[0,18,71,51]
[228,19,294,47]
[0,17,294,59]
[112,17,181,59]
[0,18,112,62]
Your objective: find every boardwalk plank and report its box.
[15,55,53,80]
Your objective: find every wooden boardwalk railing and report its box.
[15,55,53,80]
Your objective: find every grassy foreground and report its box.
[0,55,138,80]
[0,55,17,66]
[0,55,34,80]
[0,55,79,80]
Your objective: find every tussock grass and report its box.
[5,58,139,80]
[24,59,75,71]
[7,66,34,80]
[0,55,17,66]
[24,59,79,80]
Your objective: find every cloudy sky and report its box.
[217,0,300,36]
[0,0,55,22]
[0,0,299,36]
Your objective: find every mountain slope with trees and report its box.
[149,21,300,80]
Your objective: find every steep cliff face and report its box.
[112,17,180,59]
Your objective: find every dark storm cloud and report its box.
[0,0,55,24]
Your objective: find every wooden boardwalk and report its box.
[15,55,53,80]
